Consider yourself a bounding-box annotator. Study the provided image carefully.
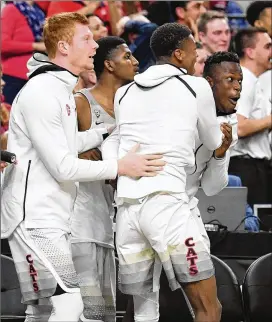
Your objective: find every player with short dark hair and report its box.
[121,51,239,322]
[102,23,227,322]
[71,36,139,322]
[150,23,196,74]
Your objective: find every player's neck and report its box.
[94,74,124,98]
[50,57,80,76]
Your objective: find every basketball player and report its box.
[1,13,164,322]
[71,36,139,322]
[121,51,241,322]
[102,23,228,322]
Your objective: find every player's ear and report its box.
[205,76,214,88]
[104,60,114,73]
[173,48,185,62]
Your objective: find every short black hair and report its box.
[233,27,268,58]
[170,1,189,21]
[203,51,240,78]
[93,36,126,79]
[147,1,172,26]
[246,1,272,26]
[150,22,192,60]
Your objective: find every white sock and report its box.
[49,292,83,322]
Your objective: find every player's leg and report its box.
[9,223,83,322]
[116,201,162,322]
[182,206,221,321]
[72,242,115,322]
[140,193,221,322]
[102,247,116,322]
[182,276,221,322]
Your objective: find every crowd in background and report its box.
[1,1,272,226]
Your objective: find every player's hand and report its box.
[107,178,118,190]
[214,123,233,158]
[0,161,8,172]
[82,1,100,14]
[117,144,165,177]
[79,148,102,161]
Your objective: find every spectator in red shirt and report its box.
[1,1,46,104]
[35,1,51,14]
[47,1,100,18]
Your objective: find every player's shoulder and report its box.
[16,74,63,107]
[25,73,62,94]
[115,81,136,103]
[180,75,211,97]
[183,75,210,88]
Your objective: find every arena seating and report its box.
[1,255,25,321]
[243,253,272,322]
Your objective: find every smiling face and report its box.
[206,61,243,114]
[174,35,197,75]
[200,18,231,54]
[109,44,139,82]
[253,32,272,73]
[66,23,98,74]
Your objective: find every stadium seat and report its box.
[117,254,244,321]
[1,254,25,320]
[243,253,272,322]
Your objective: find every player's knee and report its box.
[133,292,159,322]
[49,292,83,321]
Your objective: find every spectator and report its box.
[246,1,272,37]
[147,1,172,26]
[47,1,100,18]
[119,14,157,72]
[47,1,124,36]
[194,42,208,76]
[198,11,231,57]
[87,14,108,40]
[1,1,46,104]
[226,1,248,32]
[229,27,272,207]
[170,1,207,41]
[259,68,272,205]
[35,1,51,14]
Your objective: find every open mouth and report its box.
[229,97,240,105]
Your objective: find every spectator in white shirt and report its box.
[229,27,272,207]
[198,11,231,57]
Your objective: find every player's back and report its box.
[115,64,199,200]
